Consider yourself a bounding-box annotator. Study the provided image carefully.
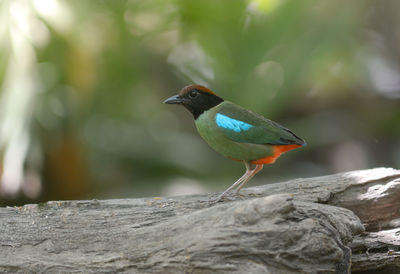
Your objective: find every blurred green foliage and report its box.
[0,0,399,206]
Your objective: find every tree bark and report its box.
[0,167,399,273]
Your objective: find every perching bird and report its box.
[164,85,306,201]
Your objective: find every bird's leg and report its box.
[235,164,263,194]
[215,161,253,201]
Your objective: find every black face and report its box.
[164,87,224,119]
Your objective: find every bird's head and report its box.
[164,85,224,119]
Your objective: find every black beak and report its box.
[163,94,184,104]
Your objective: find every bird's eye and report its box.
[189,90,198,98]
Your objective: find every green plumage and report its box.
[195,101,304,162]
[164,84,306,199]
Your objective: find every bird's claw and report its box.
[211,192,243,203]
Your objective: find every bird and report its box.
[164,84,306,201]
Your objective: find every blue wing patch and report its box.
[216,113,253,132]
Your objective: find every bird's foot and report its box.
[211,192,245,204]
[210,196,228,204]
[235,189,259,199]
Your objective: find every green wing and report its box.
[215,102,305,146]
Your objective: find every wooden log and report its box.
[351,227,400,273]
[241,167,400,230]
[0,168,399,273]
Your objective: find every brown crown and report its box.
[179,84,216,96]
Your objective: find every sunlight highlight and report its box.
[248,0,282,13]
[358,180,400,200]
[33,0,73,34]
[0,0,42,197]
[167,41,214,86]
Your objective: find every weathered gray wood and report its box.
[242,167,400,230]
[351,227,400,273]
[0,167,399,273]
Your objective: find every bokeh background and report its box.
[0,0,399,206]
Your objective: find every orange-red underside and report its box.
[251,144,302,165]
